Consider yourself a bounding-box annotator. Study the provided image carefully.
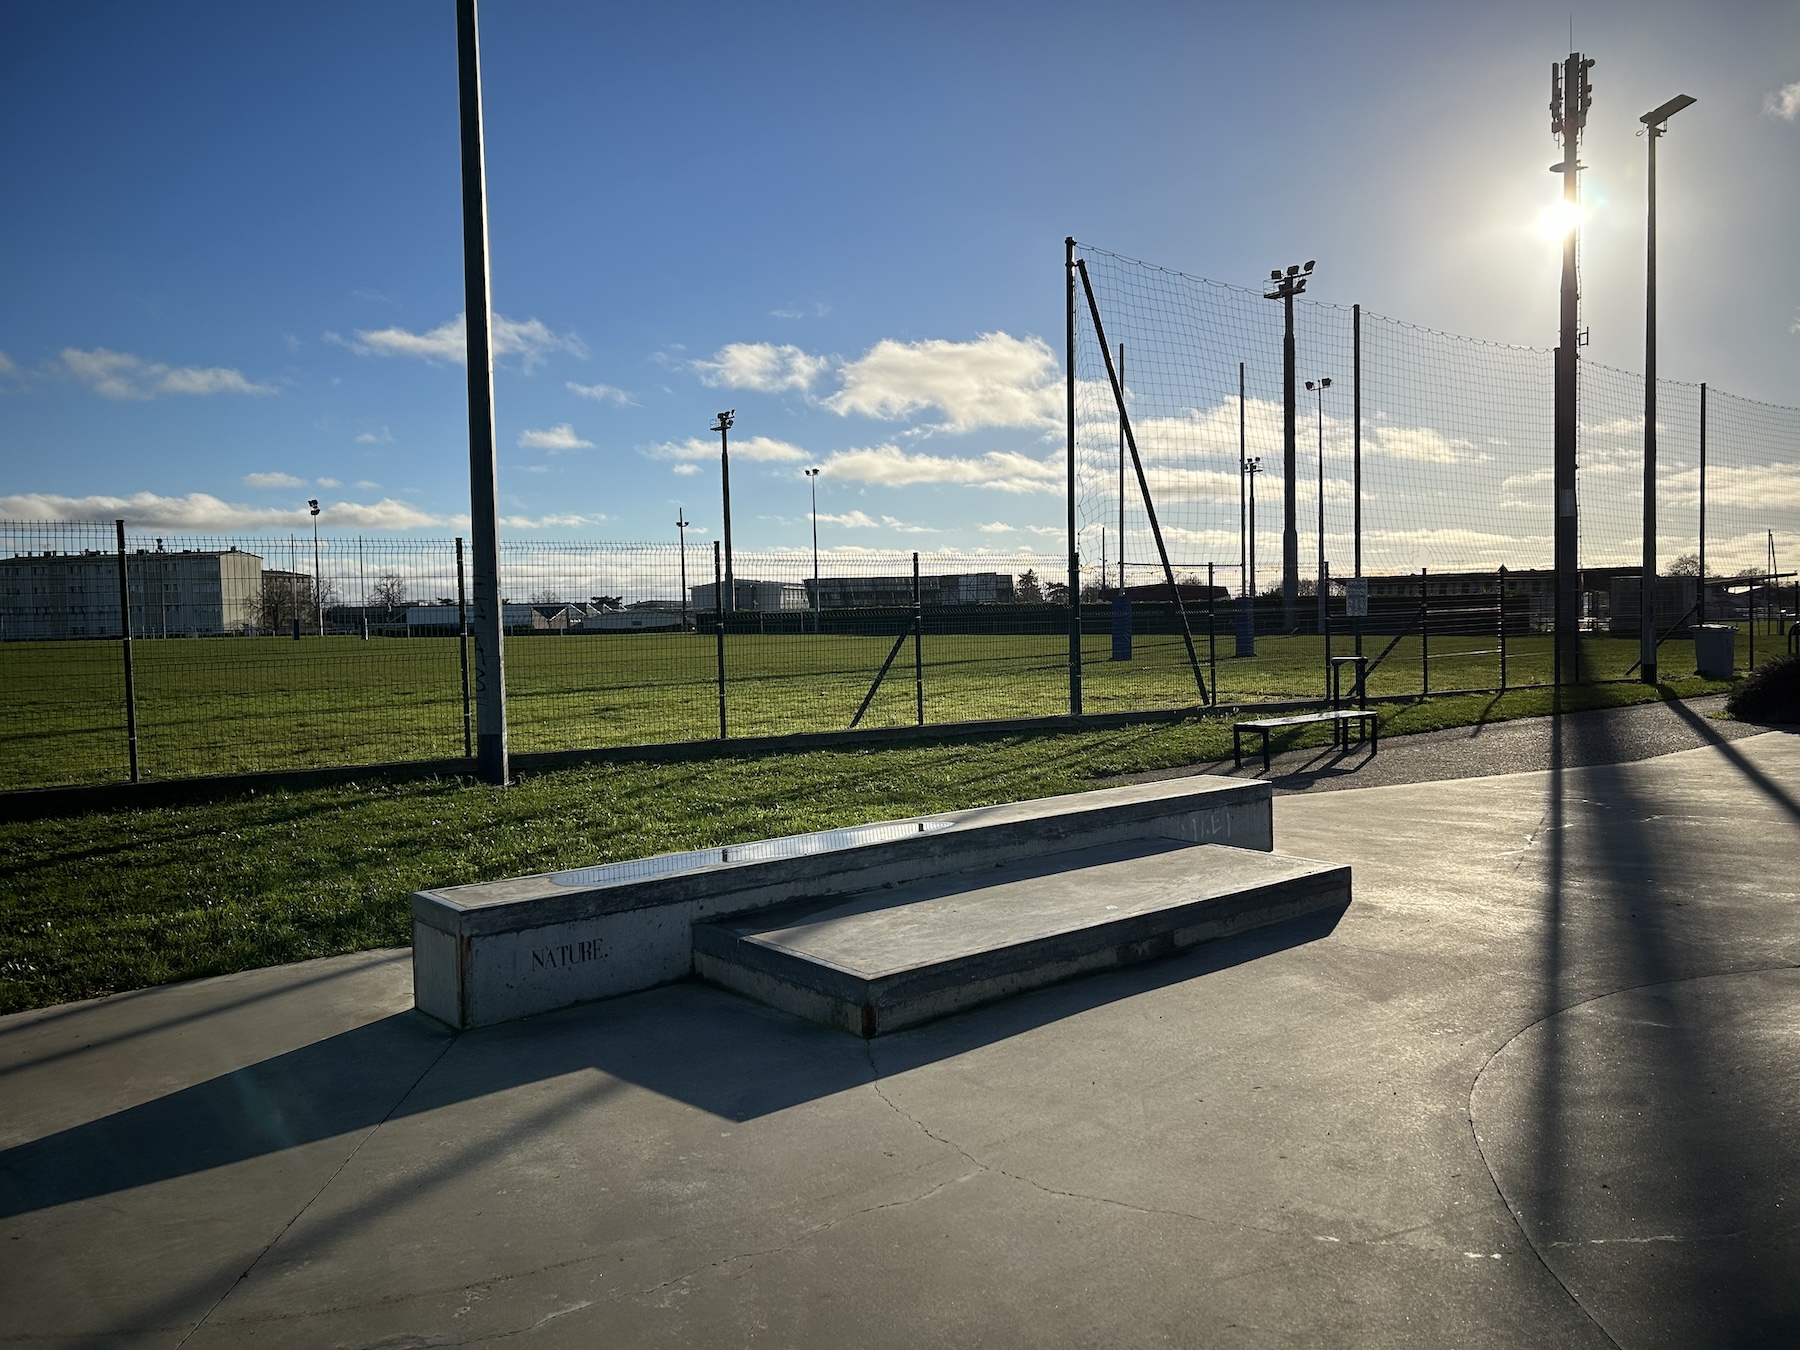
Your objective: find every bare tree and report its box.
[371,571,408,608]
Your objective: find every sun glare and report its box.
[1536,200,1583,240]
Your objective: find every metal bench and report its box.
[1233,709,1379,773]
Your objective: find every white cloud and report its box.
[355,427,394,444]
[818,509,879,528]
[242,471,305,489]
[979,521,1018,533]
[1365,424,1476,464]
[648,435,810,464]
[316,477,341,488]
[566,380,632,404]
[826,333,1061,432]
[671,463,700,476]
[819,443,1061,495]
[355,479,381,489]
[62,348,275,400]
[0,351,17,376]
[1767,81,1800,119]
[0,491,456,531]
[519,423,594,452]
[500,513,608,529]
[692,342,831,394]
[333,313,585,372]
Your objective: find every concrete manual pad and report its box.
[694,838,1349,1035]
[4,725,1800,1347]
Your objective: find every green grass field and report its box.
[0,679,1734,1015]
[0,625,1729,790]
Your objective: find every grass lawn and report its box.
[0,675,1729,1015]
[0,625,1727,789]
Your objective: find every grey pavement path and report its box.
[1127,693,1767,795]
[3,725,1799,1347]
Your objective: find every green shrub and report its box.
[1726,652,1800,723]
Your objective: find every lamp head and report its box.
[1287,264,1300,276]
[1320,377,1332,388]
[308,499,320,515]
[1640,93,1696,128]
[1303,260,1315,272]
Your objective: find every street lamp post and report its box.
[713,410,736,614]
[308,498,323,637]
[1264,261,1315,631]
[1245,457,1263,600]
[1306,377,1333,633]
[1638,92,1696,684]
[676,508,690,631]
[804,467,822,633]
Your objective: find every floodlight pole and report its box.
[1638,92,1696,684]
[308,499,323,636]
[1065,237,1083,715]
[1246,459,1261,599]
[714,410,736,614]
[805,467,821,633]
[676,509,690,631]
[1265,262,1314,632]
[456,0,508,784]
[1551,52,1593,689]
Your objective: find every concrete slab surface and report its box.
[3,715,1799,1347]
[694,839,1348,1034]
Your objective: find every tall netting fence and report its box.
[1069,239,1800,699]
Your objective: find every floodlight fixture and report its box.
[1303,260,1315,272]
[1270,269,1282,281]
[1287,264,1300,276]
[308,499,320,515]
[1640,93,1695,129]
[711,409,734,433]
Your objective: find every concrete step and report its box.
[692,838,1350,1037]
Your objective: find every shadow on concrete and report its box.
[1494,690,1800,1345]
[0,903,1346,1223]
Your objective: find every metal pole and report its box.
[676,510,690,631]
[1697,383,1708,622]
[1316,382,1327,634]
[1641,124,1660,682]
[1553,53,1592,688]
[808,468,821,635]
[456,538,473,759]
[1282,288,1299,630]
[1118,343,1126,590]
[114,520,139,782]
[714,540,727,738]
[1238,361,1248,598]
[1353,304,1363,658]
[715,411,736,614]
[1066,237,1083,715]
[912,552,924,725]
[358,536,368,639]
[1077,258,1208,703]
[456,0,508,784]
[1207,561,1217,705]
[1499,565,1509,691]
[311,512,324,637]
[1420,568,1430,697]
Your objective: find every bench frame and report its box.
[1233,709,1378,773]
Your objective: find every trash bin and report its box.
[1693,624,1737,679]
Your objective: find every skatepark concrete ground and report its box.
[3,698,1797,1347]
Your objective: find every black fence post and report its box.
[1498,565,1508,692]
[1420,568,1430,698]
[714,541,728,739]
[456,537,473,758]
[114,520,140,782]
[912,552,924,725]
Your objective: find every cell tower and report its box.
[1550,51,1594,685]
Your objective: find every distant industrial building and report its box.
[802,572,1016,609]
[689,579,813,612]
[0,546,262,639]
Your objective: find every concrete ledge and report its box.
[410,776,1272,1029]
[692,840,1350,1036]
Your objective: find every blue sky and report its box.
[1,0,1797,556]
